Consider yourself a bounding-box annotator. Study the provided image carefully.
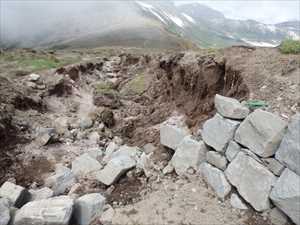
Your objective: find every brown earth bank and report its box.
[0,46,299,225]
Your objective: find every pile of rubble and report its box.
[160,94,300,225]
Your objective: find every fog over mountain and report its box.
[1,0,299,49]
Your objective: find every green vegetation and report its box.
[121,74,147,96]
[245,100,268,110]
[279,39,300,54]
[94,81,118,96]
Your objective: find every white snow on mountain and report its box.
[167,14,184,27]
[136,1,167,24]
[181,13,196,24]
[241,38,279,47]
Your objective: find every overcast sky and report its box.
[177,0,300,24]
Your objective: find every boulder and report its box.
[275,114,300,176]
[214,94,249,119]
[230,193,248,210]
[0,198,10,225]
[171,136,207,176]
[29,187,54,201]
[225,152,277,211]
[45,165,76,195]
[234,109,287,157]
[206,151,228,171]
[0,182,30,208]
[225,141,241,162]
[262,158,285,176]
[160,116,190,150]
[270,168,300,225]
[14,196,74,225]
[73,193,106,225]
[96,154,136,186]
[202,114,240,152]
[199,162,231,199]
[72,153,102,177]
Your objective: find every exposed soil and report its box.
[0,47,298,225]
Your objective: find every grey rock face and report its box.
[267,208,288,225]
[73,193,106,225]
[202,114,240,152]
[230,193,248,210]
[29,187,54,201]
[225,152,276,211]
[160,116,190,150]
[14,196,74,225]
[0,182,29,208]
[262,158,285,176]
[214,94,249,119]
[45,165,76,195]
[96,154,136,186]
[225,141,241,162]
[275,114,300,176]
[171,136,207,176]
[199,162,231,199]
[234,109,287,157]
[0,198,10,225]
[206,151,228,171]
[72,153,102,177]
[270,168,300,225]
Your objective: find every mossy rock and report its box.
[121,74,148,96]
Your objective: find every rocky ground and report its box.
[0,46,299,225]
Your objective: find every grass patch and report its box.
[279,39,300,54]
[121,74,147,96]
[94,81,118,96]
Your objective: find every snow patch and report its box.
[181,13,196,24]
[136,1,154,9]
[168,14,184,28]
[136,1,166,24]
[241,38,278,47]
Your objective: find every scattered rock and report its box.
[230,193,248,210]
[88,131,100,145]
[45,165,76,195]
[202,113,240,152]
[96,154,136,186]
[35,127,58,146]
[171,136,207,176]
[206,151,228,171]
[73,193,106,225]
[275,113,300,176]
[103,141,120,163]
[72,153,102,177]
[137,152,155,178]
[80,117,93,130]
[214,94,249,119]
[29,187,54,201]
[225,152,276,211]
[162,163,174,175]
[225,141,241,162]
[99,205,115,225]
[28,73,40,82]
[262,158,285,176]
[0,182,30,208]
[143,143,157,154]
[14,196,74,225]
[111,145,141,161]
[234,109,287,157]
[160,116,190,150]
[53,117,69,135]
[86,148,103,161]
[199,162,231,199]
[270,168,300,225]
[0,198,10,225]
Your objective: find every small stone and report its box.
[171,136,208,176]
[160,116,190,150]
[262,158,285,176]
[99,205,115,225]
[143,143,157,154]
[235,109,287,157]
[199,162,231,199]
[103,142,120,163]
[0,182,30,208]
[73,193,106,225]
[136,152,155,178]
[29,187,54,201]
[202,114,240,152]
[163,163,174,175]
[206,151,228,171]
[225,141,241,162]
[214,94,249,119]
[45,165,76,195]
[230,193,248,210]
[35,127,58,146]
[28,73,40,82]
[72,153,102,177]
[80,117,93,130]
[14,196,74,225]
[270,168,300,225]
